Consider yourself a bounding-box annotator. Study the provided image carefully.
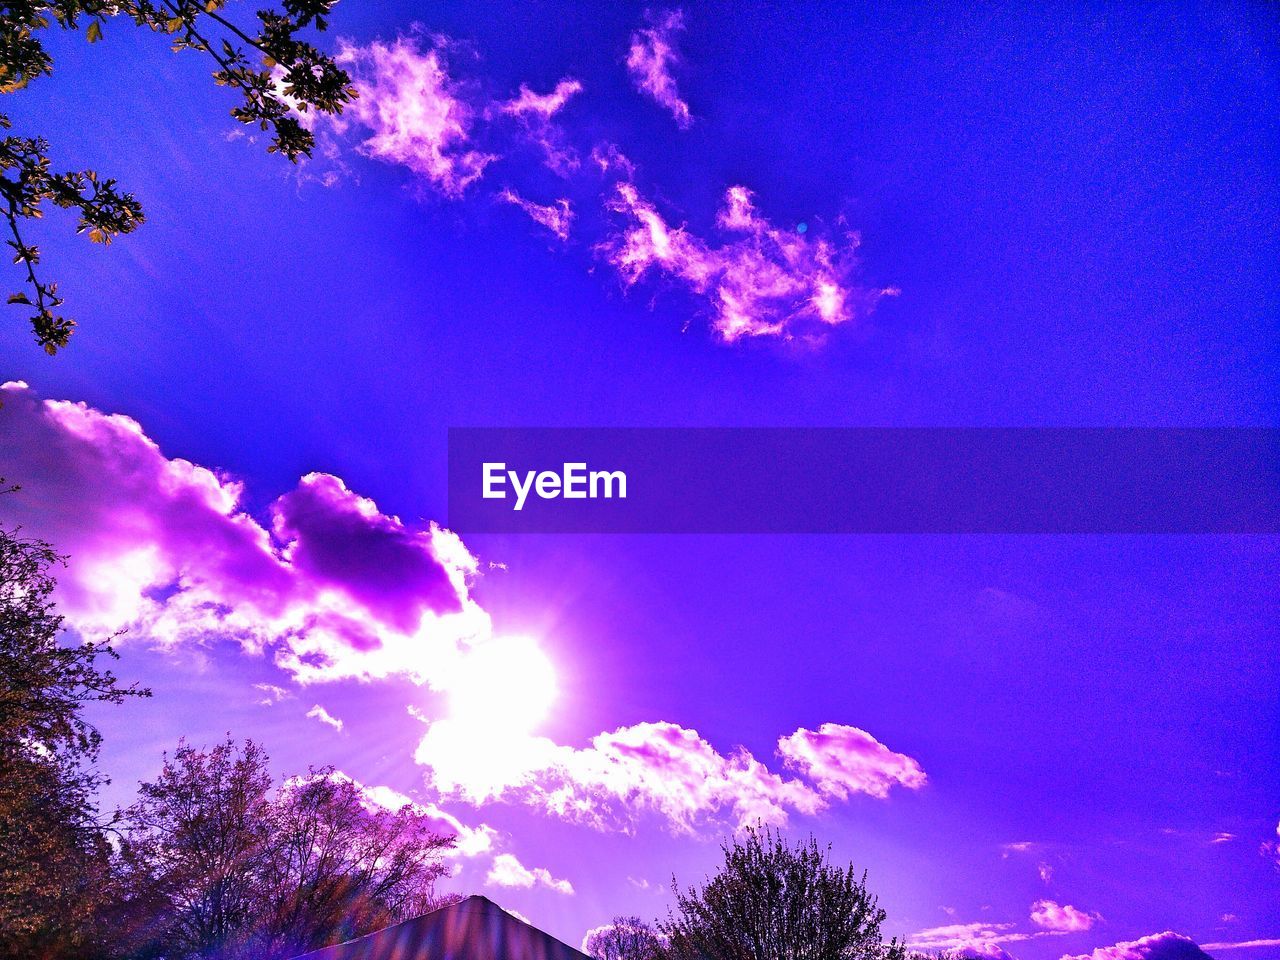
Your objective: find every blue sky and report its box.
[1,0,1278,954]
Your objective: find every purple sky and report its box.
[1,1,1278,955]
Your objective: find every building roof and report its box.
[291,895,591,960]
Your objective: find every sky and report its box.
[1,0,1278,956]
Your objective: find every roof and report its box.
[291,895,591,960]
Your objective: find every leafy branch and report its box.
[0,0,357,353]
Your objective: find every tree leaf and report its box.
[86,20,102,43]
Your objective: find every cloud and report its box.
[322,772,498,860]
[910,922,1034,953]
[306,704,345,733]
[1003,842,1036,855]
[269,19,894,351]
[283,27,888,350]
[1201,941,1280,951]
[0,385,923,841]
[0,382,490,686]
[415,716,924,835]
[496,79,583,175]
[590,142,636,178]
[335,34,493,196]
[1031,901,1098,933]
[777,723,926,799]
[486,852,574,895]
[627,9,693,128]
[500,79,583,121]
[253,682,292,706]
[1060,932,1214,960]
[910,916,1093,958]
[1262,818,1280,867]
[498,188,574,240]
[600,183,894,342]
[953,944,1020,960]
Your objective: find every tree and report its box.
[660,827,902,960]
[116,738,457,960]
[257,769,457,957]
[0,520,149,959]
[585,917,665,960]
[114,737,275,959]
[0,0,357,353]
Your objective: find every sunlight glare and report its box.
[447,635,558,738]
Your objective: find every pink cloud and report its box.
[496,79,584,175]
[589,142,636,179]
[600,183,895,342]
[336,35,493,196]
[500,79,583,121]
[777,722,927,799]
[1060,932,1214,960]
[415,716,924,835]
[1031,901,1099,933]
[0,382,489,684]
[627,9,693,129]
[486,852,574,895]
[498,188,574,240]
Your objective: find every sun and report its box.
[446,635,558,739]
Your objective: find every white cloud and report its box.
[1031,900,1098,933]
[306,704,345,733]
[253,682,292,706]
[486,852,574,895]
[415,715,924,835]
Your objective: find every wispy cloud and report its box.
[498,188,574,240]
[627,9,693,129]
[1201,941,1280,951]
[273,22,891,348]
[336,34,493,196]
[486,852,574,895]
[253,682,292,706]
[600,183,894,342]
[496,78,584,175]
[306,704,345,733]
[1262,818,1280,867]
